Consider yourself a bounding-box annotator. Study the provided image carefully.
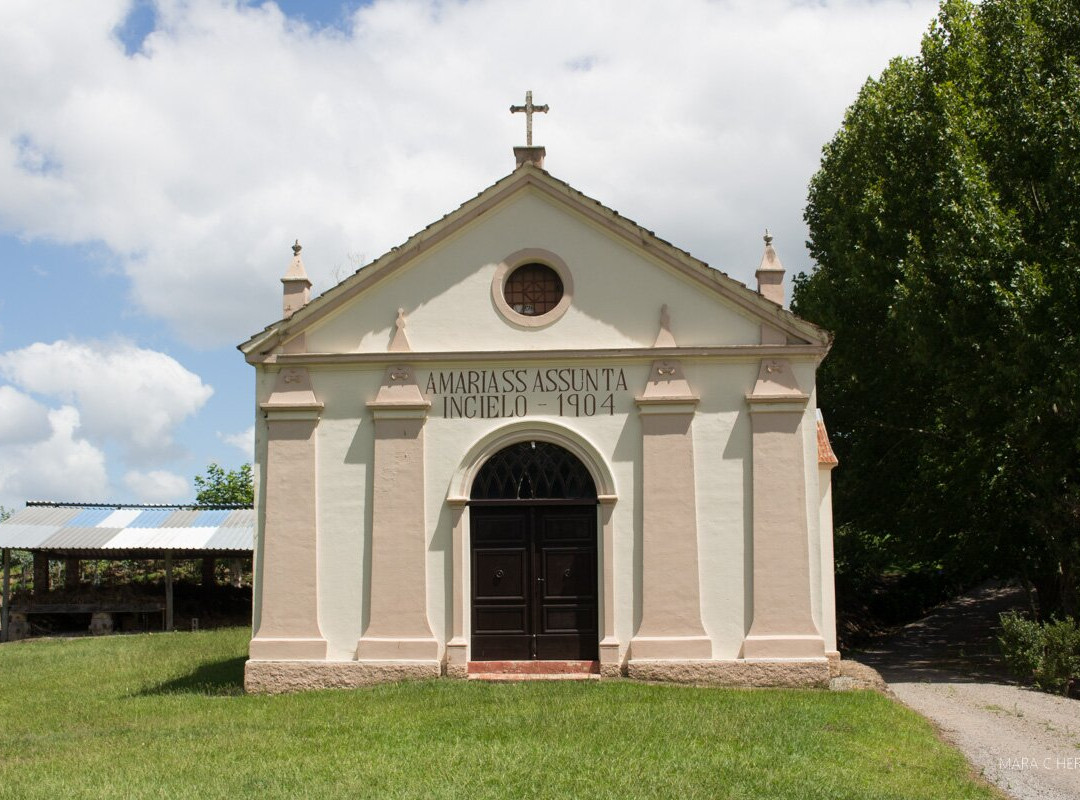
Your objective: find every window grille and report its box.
[503,263,563,316]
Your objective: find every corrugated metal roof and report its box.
[0,503,254,552]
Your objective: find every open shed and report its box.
[0,502,254,641]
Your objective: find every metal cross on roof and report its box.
[510,90,549,147]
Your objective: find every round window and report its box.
[503,263,564,317]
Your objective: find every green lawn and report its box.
[0,629,1000,799]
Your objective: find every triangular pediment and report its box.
[239,165,829,359]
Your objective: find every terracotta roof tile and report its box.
[817,415,839,467]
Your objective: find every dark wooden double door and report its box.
[471,505,598,661]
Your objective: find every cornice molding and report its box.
[248,344,828,367]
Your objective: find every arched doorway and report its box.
[470,441,599,661]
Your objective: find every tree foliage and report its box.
[193,463,253,506]
[793,0,1080,616]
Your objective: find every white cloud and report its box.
[0,338,212,507]
[123,468,189,502]
[0,339,213,464]
[0,406,108,507]
[0,0,939,346]
[220,425,254,460]
[0,385,51,445]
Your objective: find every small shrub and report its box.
[998,611,1080,696]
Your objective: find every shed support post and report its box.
[2,549,10,644]
[164,551,174,632]
[201,557,215,589]
[64,558,80,591]
[33,553,49,595]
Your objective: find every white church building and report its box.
[239,126,839,692]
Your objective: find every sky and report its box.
[0,0,940,510]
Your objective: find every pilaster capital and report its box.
[368,405,431,420]
[261,405,324,421]
[636,399,700,415]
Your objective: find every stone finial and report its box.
[756,229,785,307]
[653,304,677,348]
[389,307,412,352]
[281,239,313,318]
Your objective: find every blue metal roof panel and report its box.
[67,508,116,527]
[126,508,175,528]
[194,509,230,527]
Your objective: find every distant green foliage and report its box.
[793,0,1080,617]
[999,611,1080,696]
[0,505,11,522]
[193,463,253,506]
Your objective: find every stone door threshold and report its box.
[467,660,601,681]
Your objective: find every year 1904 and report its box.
[557,393,615,416]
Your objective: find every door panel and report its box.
[541,548,593,598]
[473,550,526,600]
[470,505,598,661]
[471,509,531,660]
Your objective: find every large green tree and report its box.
[793,0,1080,615]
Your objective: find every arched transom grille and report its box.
[471,441,597,500]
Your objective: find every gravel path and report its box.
[855,584,1080,800]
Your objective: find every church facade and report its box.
[240,145,839,693]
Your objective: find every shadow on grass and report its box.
[138,656,247,696]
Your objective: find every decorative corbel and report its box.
[368,364,430,411]
[636,359,698,408]
[746,359,809,410]
[388,308,412,352]
[261,367,323,416]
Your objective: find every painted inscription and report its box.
[425,367,629,419]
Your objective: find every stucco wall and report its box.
[250,354,826,663]
[301,189,764,355]
[247,172,833,671]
